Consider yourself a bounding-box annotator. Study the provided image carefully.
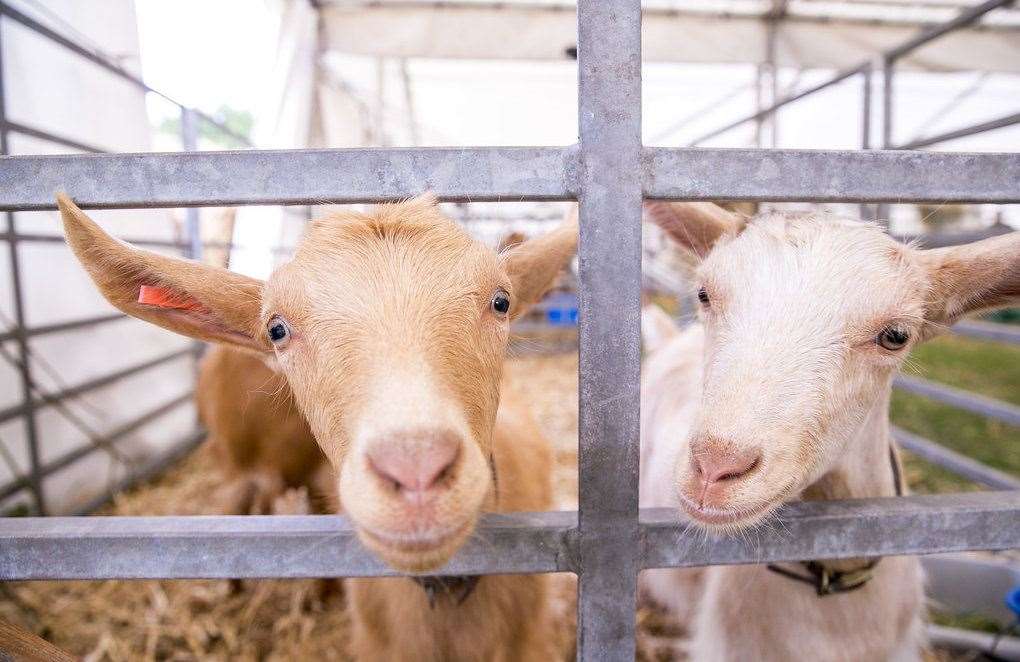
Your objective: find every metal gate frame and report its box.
[1,1,1020,659]
[0,0,249,516]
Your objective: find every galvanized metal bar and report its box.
[884,0,1016,62]
[0,347,193,425]
[0,391,193,500]
[0,147,575,210]
[0,22,46,515]
[896,110,1020,150]
[0,509,577,580]
[641,492,1020,570]
[576,0,642,659]
[859,62,873,220]
[5,148,1020,210]
[893,426,1020,491]
[952,319,1020,345]
[644,148,1020,202]
[4,494,1020,580]
[689,64,868,146]
[0,312,125,344]
[1,120,107,153]
[0,1,250,147]
[895,374,1020,427]
[10,232,231,252]
[180,108,202,261]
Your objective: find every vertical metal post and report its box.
[179,108,205,384]
[0,19,47,514]
[180,108,202,261]
[877,55,895,224]
[576,1,642,659]
[860,63,873,221]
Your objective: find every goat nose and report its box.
[366,429,461,493]
[693,446,761,486]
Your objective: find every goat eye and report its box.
[491,290,511,315]
[267,316,290,345]
[697,287,710,305]
[877,326,909,351]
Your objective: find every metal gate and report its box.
[1,1,1020,659]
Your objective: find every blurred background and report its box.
[0,0,1017,658]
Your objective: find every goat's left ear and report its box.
[922,232,1020,329]
[503,206,578,319]
[58,194,270,352]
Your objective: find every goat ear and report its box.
[922,232,1020,330]
[642,304,678,354]
[644,201,744,259]
[503,206,578,319]
[58,194,270,352]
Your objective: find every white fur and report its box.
[640,211,933,661]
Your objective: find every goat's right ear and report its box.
[644,201,744,259]
[58,194,270,352]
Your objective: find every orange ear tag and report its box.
[137,285,206,312]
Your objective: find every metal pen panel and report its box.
[0,21,46,515]
[641,492,1020,569]
[575,1,642,659]
[952,320,1020,345]
[644,148,1020,202]
[0,147,576,210]
[895,374,1020,428]
[4,494,1020,580]
[892,427,1020,492]
[0,510,577,580]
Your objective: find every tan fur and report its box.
[59,193,576,660]
[196,346,325,515]
[643,203,1020,661]
[347,397,557,662]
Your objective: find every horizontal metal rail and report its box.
[1,120,106,154]
[897,110,1020,150]
[0,147,576,209]
[641,492,1020,570]
[0,312,125,344]
[3,493,1020,580]
[4,148,1020,209]
[643,149,1020,202]
[0,391,193,500]
[685,0,1013,146]
[0,347,192,425]
[884,0,1016,62]
[892,426,1020,491]
[688,64,868,147]
[952,319,1020,345]
[894,374,1020,428]
[0,2,250,147]
[8,232,233,252]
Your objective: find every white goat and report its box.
[640,201,1020,661]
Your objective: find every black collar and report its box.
[766,443,904,597]
[412,575,481,608]
[410,451,497,608]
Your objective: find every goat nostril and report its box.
[697,449,761,486]
[365,430,462,493]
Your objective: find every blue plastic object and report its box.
[1007,586,1020,618]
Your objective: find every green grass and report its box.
[891,334,1020,494]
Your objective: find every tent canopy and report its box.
[318,0,1020,73]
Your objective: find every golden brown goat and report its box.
[59,194,575,661]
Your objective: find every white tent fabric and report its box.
[319,1,1020,73]
[1,0,195,514]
